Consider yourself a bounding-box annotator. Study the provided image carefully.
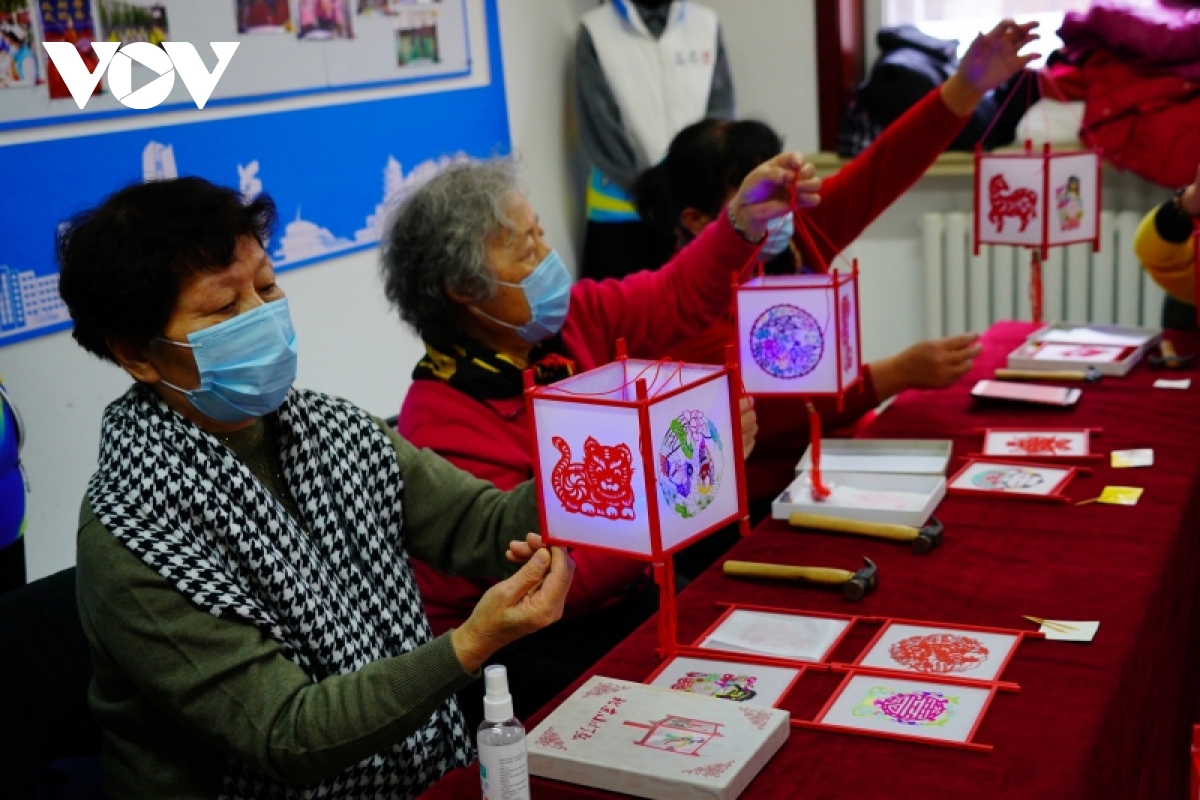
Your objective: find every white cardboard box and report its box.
[795,439,952,476]
[772,471,946,528]
[527,675,789,800]
[1006,323,1162,377]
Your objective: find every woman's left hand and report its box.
[944,20,1039,114]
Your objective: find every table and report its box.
[422,322,1200,799]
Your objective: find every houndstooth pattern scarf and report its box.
[88,384,472,799]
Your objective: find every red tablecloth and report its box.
[423,322,1200,800]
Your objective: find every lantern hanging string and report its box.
[540,356,686,400]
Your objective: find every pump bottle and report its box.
[477,665,531,800]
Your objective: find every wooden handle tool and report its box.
[788,512,916,541]
[994,368,1096,382]
[787,512,943,554]
[723,560,852,584]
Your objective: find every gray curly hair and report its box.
[381,159,523,343]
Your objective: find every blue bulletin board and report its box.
[0,0,510,348]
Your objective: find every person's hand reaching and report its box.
[942,20,1040,116]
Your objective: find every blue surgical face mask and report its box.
[158,298,299,423]
[761,212,795,258]
[473,249,572,343]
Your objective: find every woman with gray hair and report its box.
[383,153,816,728]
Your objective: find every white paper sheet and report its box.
[700,610,848,662]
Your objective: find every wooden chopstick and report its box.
[1023,615,1077,633]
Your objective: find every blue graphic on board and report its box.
[0,0,508,349]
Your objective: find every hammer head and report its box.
[1149,341,1197,370]
[842,557,878,601]
[911,516,944,554]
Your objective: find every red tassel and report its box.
[1030,250,1044,324]
[807,402,831,501]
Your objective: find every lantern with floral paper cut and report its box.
[733,265,863,402]
[524,339,750,653]
[975,142,1102,322]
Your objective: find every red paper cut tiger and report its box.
[551,436,636,520]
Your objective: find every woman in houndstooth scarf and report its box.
[57,177,573,800]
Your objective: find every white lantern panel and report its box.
[978,156,1043,247]
[1047,152,1099,246]
[647,372,740,552]
[737,275,839,395]
[837,275,860,389]
[531,398,652,556]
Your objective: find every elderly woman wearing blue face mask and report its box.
[383,154,813,730]
[57,176,575,800]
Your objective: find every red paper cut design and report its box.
[972,466,1044,491]
[840,293,855,373]
[551,436,636,520]
[535,727,567,751]
[670,671,757,702]
[1057,346,1108,358]
[626,716,723,756]
[987,174,1038,233]
[1006,435,1075,457]
[877,690,952,725]
[682,760,736,778]
[888,634,990,675]
[581,681,632,699]
[739,707,773,730]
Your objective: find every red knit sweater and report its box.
[402,88,969,632]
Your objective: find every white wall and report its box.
[1,0,593,581]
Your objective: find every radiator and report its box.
[918,211,1164,339]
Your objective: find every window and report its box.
[880,0,1153,69]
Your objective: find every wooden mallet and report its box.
[723,556,878,601]
[787,513,944,555]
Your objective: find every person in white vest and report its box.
[576,0,733,280]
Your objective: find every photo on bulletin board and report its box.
[0,0,477,131]
[646,656,802,708]
[0,0,42,92]
[236,0,293,35]
[854,623,1020,682]
[815,673,994,745]
[296,0,353,41]
[99,0,169,45]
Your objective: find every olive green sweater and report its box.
[76,416,537,799]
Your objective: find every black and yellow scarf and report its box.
[413,337,577,400]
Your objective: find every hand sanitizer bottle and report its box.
[478,665,531,800]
